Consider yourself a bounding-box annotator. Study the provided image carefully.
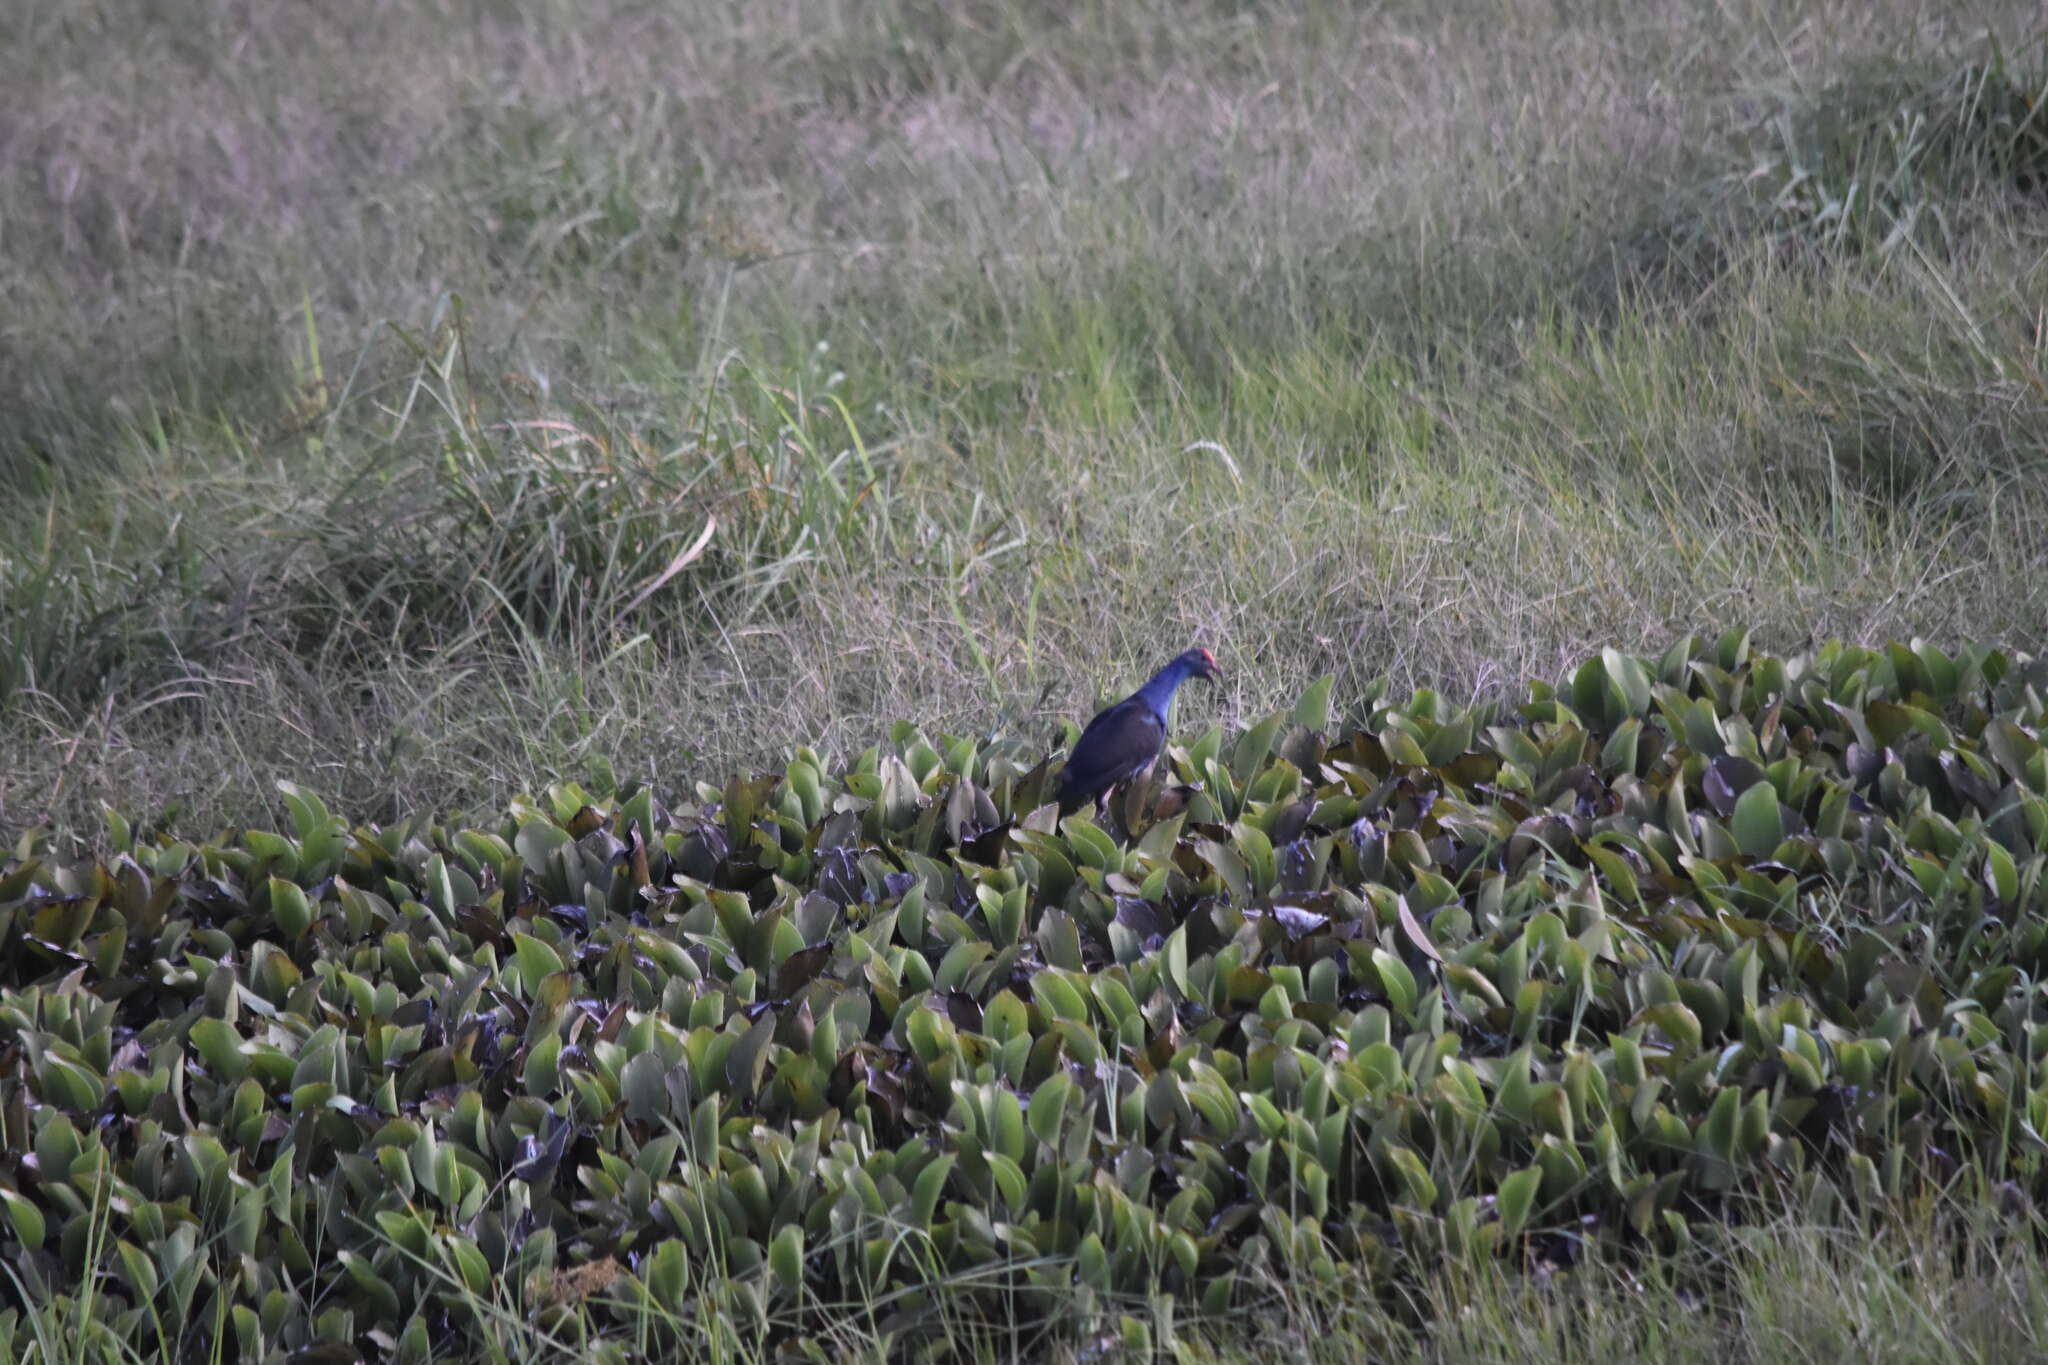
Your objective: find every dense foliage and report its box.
[4,633,2047,1360]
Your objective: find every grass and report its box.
[4,0,2046,841]
[563,1201,2048,1363]
[0,2,2046,1351]
[1187,1204,2048,1365]
[15,1194,2043,1362]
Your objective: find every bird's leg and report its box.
[1097,785,1130,839]
[1122,760,1161,843]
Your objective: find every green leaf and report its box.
[1631,1003,1702,1057]
[768,1223,804,1296]
[1164,927,1191,999]
[1701,1085,1741,1159]
[514,820,571,873]
[1028,1073,1075,1147]
[1658,635,1698,686]
[726,1010,777,1098]
[524,1033,563,1097]
[1601,648,1653,720]
[911,1154,955,1229]
[1497,1166,1542,1238]
[1033,972,1090,1025]
[1730,780,1784,860]
[1371,948,1417,1020]
[1195,840,1249,904]
[115,1240,160,1301]
[1570,655,1617,731]
[510,932,566,993]
[622,1051,668,1123]
[1293,674,1335,732]
[1230,713,1286,785]
[0,1189,45,1246]
[1077,1232,1109,1288]
[38,1054,107,1111]
[1600,719,1642,777]
[879,755,920,831]
[645,1240,689,1309]
[1379,1142,1437,1208]
[1984,841,2019,904]
[268,876,314,940]
[989,1087,1027,1164]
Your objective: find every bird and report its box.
[1055,647,1223,813]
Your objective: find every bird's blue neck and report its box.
[1132,657,1199,720]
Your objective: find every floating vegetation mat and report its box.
[5,633,2048,1360]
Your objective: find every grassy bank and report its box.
[4,0,2044,841]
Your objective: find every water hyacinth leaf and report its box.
[911,1154,955,1229]
[0,1190,44,1246]
[522,1032,561,1097]
[268,877,314,940]
[1294,675,1335,733]
[1163,926,1191,999]
[1601,719,1642,778]
[1423,712,1475,767]
[623,1051,669,1123]
[1730,780,1784,861]
[1633,1003,1703,1057]
[1701,1086,1741,1160]
[515,820,571,874]
[1033,971,1090,1025]
[1496,1166,1542,1239]
[897,881,929,949]
[769,1223,805,1297]
[1984,841,2019,904]
[727,1010,777,1098]
[1063,818,1122,874]
[1195,840,1249,904]
[511,932,566,993]
[1396,896,1444,964]
[512,1112,575,1185]
[645,1240,689,1310]
[1028,1072,1076,1147]
[879,756,920,831]
[1231,713,1287,785]
[1370,949,1417,1020]
[1233,823,1277,896]
[1380,1143,1437,1208]
[36,1053,105,1111]
[1602,648,1653,720]
[115,1240,159,1302]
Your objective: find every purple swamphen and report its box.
[1055,647,1223,812]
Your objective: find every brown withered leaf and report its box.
[935,990,983,1032]
[1396,894,1445,965]
[511,1111,576,1185]
[536,1255,625,1308]
[775,944,833,997]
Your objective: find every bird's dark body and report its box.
[1056,697,1167,807]
[1055,647,1221,812]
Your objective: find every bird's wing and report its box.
[1058,698,1167,800]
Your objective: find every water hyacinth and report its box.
[2,633,2046,1359]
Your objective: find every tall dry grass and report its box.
[3,0,2045,839]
